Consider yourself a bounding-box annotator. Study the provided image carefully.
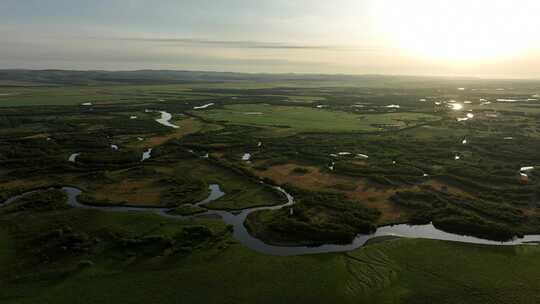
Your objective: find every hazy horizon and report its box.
[2,0,540,78]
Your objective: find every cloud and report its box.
[86,36,379,52]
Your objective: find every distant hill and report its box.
[0,69,537,88]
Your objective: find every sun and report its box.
[372,0,540,62]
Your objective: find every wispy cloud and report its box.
[87,36,379,52]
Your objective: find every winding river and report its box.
[155,111,180,129]
[2,185,540,256]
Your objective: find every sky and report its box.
[1,0,540,78]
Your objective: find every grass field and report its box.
[78,168,181,207]
[253,163,472,226]
[180,160,287,210]
[61,156,286,210]
[0,84,221,107]
[130,116,222,148]
[198,104,440,133]
[3,198,540,304]
[0,229,13,274]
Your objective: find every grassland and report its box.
[25,239,540,304]
[144,117,222,146]
[2,194,540,304]
[73,165,208,207]
[41,156,284,210]
[0,228,13,274]
[2,70,540,303]
[197,104,440,134]
[177,159,287,210]
[253,163,409,225]
[126,116,222,148]
[0,84,215,107]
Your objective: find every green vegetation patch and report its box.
[391,187,540,241]
[3,204,540,304]
[75,166,209,207]
[0,228,13,273]
[198,104,440,133]
[345,239,540,304]
[2,189,68,213]
[168,204,207,216]
[178,159,287,210]
[246,188,380,245]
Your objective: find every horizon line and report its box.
[1,68,539,81]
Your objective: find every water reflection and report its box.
[193,103,214,110]
[4,186,540,257]
[68,153,80,162]
[155,111,180,129]
[451,103,464,110]
[141,148,152,162]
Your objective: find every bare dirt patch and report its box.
[91,179,165,206]
[257,164,354,190]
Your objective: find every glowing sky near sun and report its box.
[1,0,539,77]
[373,0,540,62]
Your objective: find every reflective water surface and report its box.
[3,186,540,256]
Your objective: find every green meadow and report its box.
[2,198,540,304]
[198,104,439,133]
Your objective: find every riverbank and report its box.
[2,207,540,304]
[3,186,540,257]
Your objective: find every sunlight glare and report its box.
[373,0,540,62]
[451,103,464,110]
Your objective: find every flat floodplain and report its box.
[198,103,440,133]
[2,71,540,304]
